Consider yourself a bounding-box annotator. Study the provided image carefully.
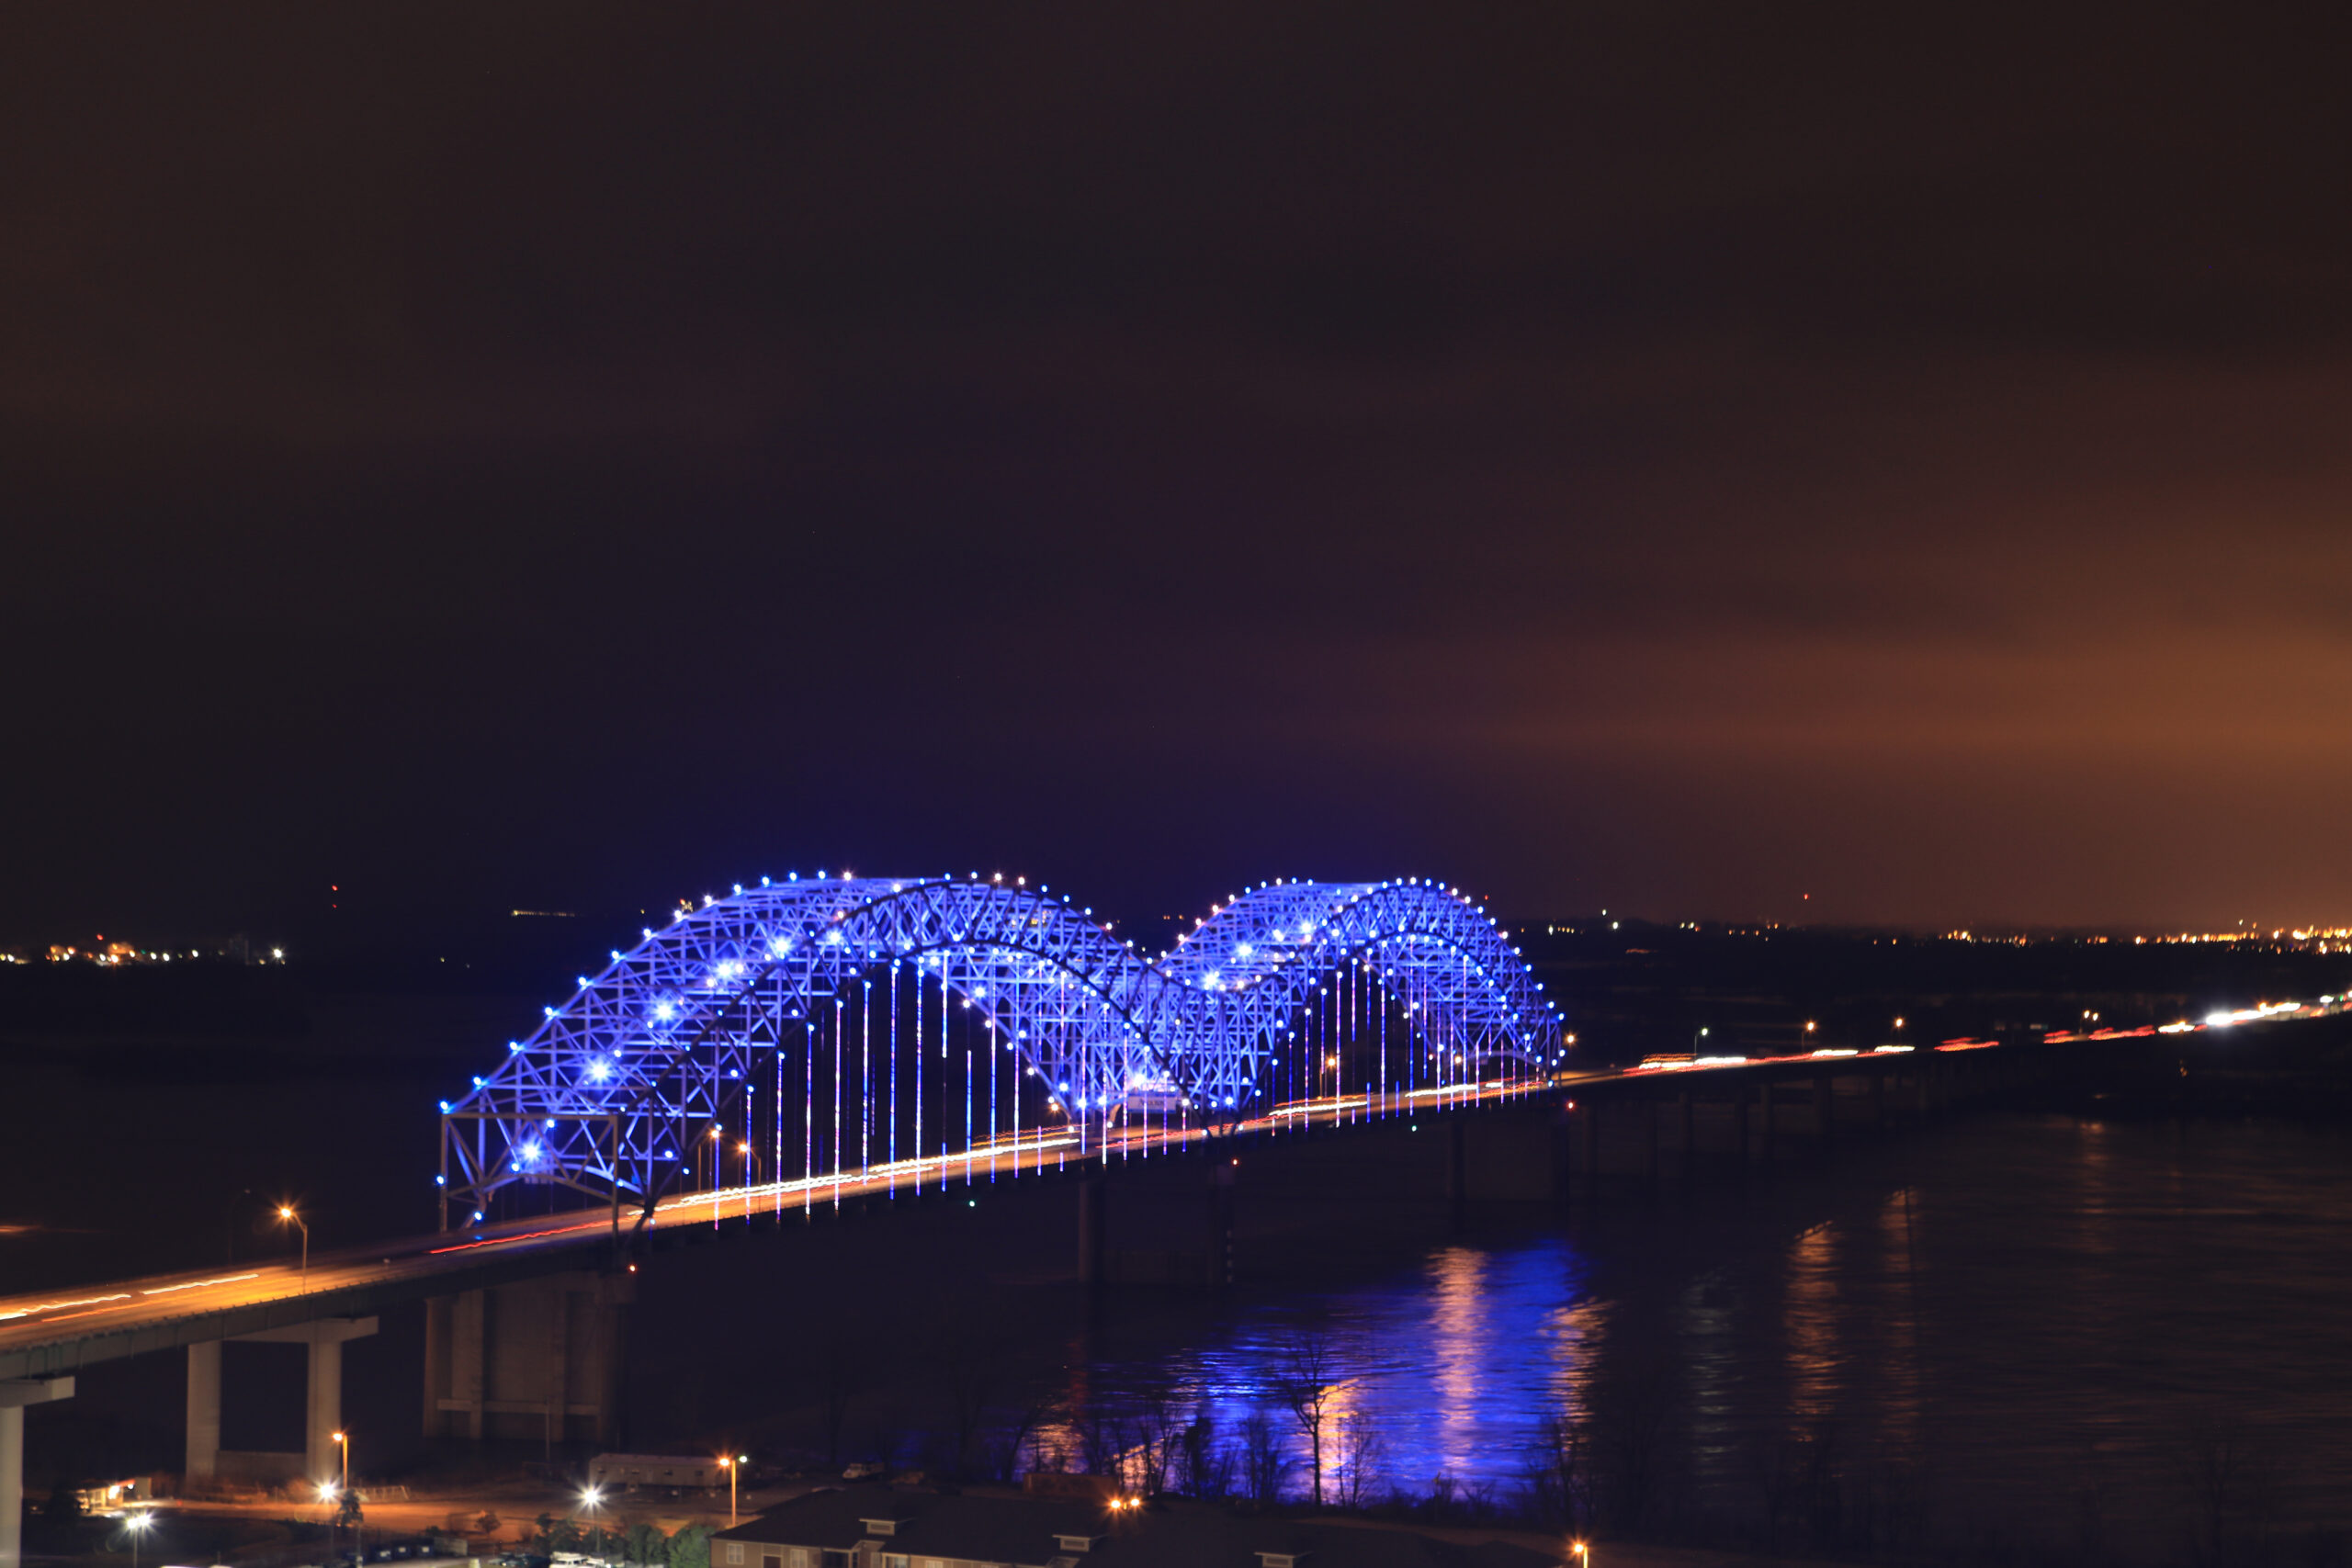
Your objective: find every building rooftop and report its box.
[712,1489,1564,1568]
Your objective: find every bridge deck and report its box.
[2,1079,1560,1379]
[0,1027,2151,1381]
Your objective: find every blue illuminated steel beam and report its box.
[437,874,1564,1228]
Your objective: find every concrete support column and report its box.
[1871,1070,1887,1131]
[1207,1164,1237,1287]
[1644,1100,1661,1187]
[186,1342,222,1483]
[232,1319,375,1484]
[541,1287,571,1465]
[1736,1086,1753,1166]
[1678,1092,1695,1171]
[1761,1083,1778,1163]
[1,1379,74,1568]
[1078,1179,1106,1284]
[454,1291,486,1439]
[1579,1102,1600,1182]
[1814,1073,1836,1144]
[306,1337,344,1483]
[1446,1117,1469,1211]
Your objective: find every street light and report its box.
[579,1485,605,1556]
[333,1429,349,1493]
[1692,1026,1710,1054]
[1572,1541,1589,1568]
[277,1205,310,1288]
[124,1511,153,1568]
[717,1453,748,1526]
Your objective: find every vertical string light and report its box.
[842,991,851,1213]
[1354,949,1374,1123]
[786,982,795,1222]
[916,959,928,1193]
[803,989,815,1216]
[940,970,951,1182]
[888,961,901,1198]
[861,979,873,1181]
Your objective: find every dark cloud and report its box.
[7,2,2352,942]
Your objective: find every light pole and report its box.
[334,1429,349,1494]
[1691,1026,1711,1055]
[718,1454,747,1526]
[124,1510,153,1568]
[277,1205,310,1288]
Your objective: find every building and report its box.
[589,1453,728,1490]
[710,1488,1564,1568]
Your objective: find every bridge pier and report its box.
[1446,1118,1470,1221]
[1206,1164,1236,1288]
[1815,1072,1836,1144]
[422,1274,628,1448]
[185,1341,220,1483]
[186,1317,377,1486]
[1077,1179,1107,1285]
[1736,1085,1753,1165]
[1,1379,73,1568]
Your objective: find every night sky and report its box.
[10,4,2352,946]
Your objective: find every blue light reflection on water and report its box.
[1071,1239,1607,1500]
[1049,1113,2352,1555]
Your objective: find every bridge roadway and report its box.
[2,1077,1567,1381]
[0,1022,2148,1381]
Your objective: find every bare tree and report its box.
[1073,1399,1125,1483]
[1175,1413,1236,1499]
[2178,1413,2286,1568]
[1130,1377,1185,1496]
[1591,1353,1679,1533]
[1273,1325,1341,1506]
[987,1389,1061,1483]
[931,1328,1000,1481]
[1239,1411,1288,1507]
[1333,1412,1385,1511]
[813,1350,861,1469]
[1524,1416,1590,1535]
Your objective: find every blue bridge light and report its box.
[435,874,1560,1224]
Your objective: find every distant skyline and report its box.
[11,6,2352,942]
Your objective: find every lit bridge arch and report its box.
[439,874,1563,1229]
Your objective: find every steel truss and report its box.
[438,874,1563,1227]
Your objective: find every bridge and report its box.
[0,874,1563,1567]
[436,874,1559,1230]
[0,872,2188,1568]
